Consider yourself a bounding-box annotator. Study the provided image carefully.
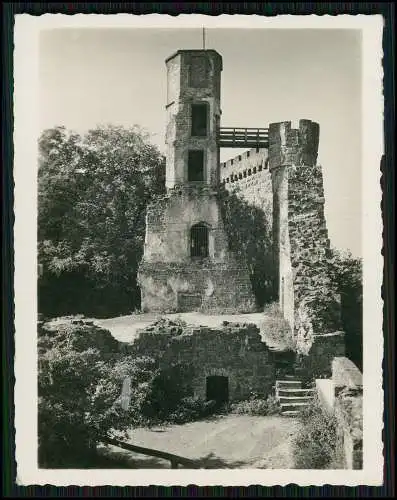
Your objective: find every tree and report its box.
[327,249,363,370]
[38,125,166,317]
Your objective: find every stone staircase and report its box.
[275,375,315,417]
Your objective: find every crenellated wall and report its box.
[220,148,273,230]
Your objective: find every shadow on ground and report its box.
[96,448,259,469]
[192,452,250,469]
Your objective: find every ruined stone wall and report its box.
[316,357,363,469]
[220,148,273,231]
[138,185,256,313]
[142,186,230,264]
[298,332,345,382]
[132,320,276,402]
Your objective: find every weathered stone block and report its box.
[331,357,363,469]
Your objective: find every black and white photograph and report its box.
[13,14,384,486]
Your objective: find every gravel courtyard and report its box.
[100,414,299,469]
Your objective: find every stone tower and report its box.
[269,120,343,352]
[138,50,256,314]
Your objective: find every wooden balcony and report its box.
[218,127,269,148]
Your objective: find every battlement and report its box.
[220,147,269,185]
[268,119,320,170]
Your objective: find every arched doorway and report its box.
[190,223,209,258]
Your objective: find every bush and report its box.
[292,397,338,469]
[38,318,157,467]
[166,397,217,424]
[230,394,281,416]
[261,302,295,351]
[141,363,193,421]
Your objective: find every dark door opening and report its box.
[206,376,229,406]
[188,150,204,182]
[191,104,208,137]
[275,350,296,378]
[191,223,209,258]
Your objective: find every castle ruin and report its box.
[138,49,344,355]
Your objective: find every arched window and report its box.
[191,223,209,258]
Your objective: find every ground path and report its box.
[100,414,299,469]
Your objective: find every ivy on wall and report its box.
[218,187,275,308]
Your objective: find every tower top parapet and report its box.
[268,119,320,170]
[165,49,223,69]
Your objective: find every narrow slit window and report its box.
[191,104,208,137]
[188,150,204,182]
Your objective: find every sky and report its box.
[39,27,362,257]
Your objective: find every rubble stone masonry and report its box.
[217,120,344,376]
[268,120,344,370]
[332,357,363,469]
[132,319,276,402]
[138,184,256,314]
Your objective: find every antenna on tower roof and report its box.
[202,26,206,50]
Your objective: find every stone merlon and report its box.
[268,119,320,170]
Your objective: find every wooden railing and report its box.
[102,436,199,469]
[219,127,269,148]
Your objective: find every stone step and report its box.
[281,410,301,417]
[276,381,302,390]
[278,395,314,404]
[280,401,310,408]
[276,388,315,396]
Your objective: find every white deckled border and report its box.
[14,13,384,486]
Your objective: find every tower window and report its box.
[191,223,209,258]
[189,56,209,88]
[191,104,208,137]
[188,150,205,182]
